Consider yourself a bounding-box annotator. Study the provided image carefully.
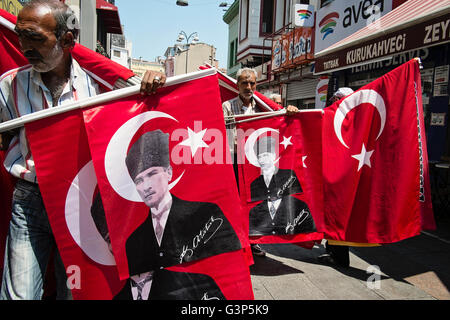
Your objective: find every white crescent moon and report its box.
[65,161,116,266]
[105,111,182,202]
[333,89,386,149]
[244,128,279,167]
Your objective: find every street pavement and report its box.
[250,216,450,300]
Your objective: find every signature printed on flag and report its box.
[276,176,298,198]
[285,209,310,233]
[179,216,224,263]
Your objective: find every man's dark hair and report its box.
[23,0,80,41]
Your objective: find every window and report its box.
[261,0,274,35]
[234,37,238,65]
[229,40,235,69]
[275,0,285,31]
[284,0,291,27]
[240,0,249,41]
[113,50,121,58]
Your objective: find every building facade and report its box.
[130,58,165,78]
[164,42,218,76]
[224,0,320,106]
[223,0,241,79]
[110,31,132,68]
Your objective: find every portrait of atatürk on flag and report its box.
[246,135,316,236]
[123,129,241,276]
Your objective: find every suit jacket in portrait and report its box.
[113,269,225,300]
[250,168,302,202]
[249,195,316,236]
[125,195,241,276]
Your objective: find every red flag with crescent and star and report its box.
[236,111,325,245]
[0,7,135,284]
[24,71,253,299]
[25,110,126,300]
[322,59,435,243]
[82,72,253,299]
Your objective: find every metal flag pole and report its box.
[234,109,287,124]
[0,68,216,133]
[224,110,286,124]
[225,109,324,125]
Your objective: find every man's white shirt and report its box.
[262,167,281,219]
[129,192,173,300]
[130,271,154,300]
[150,192,172,246]
[0,59,100,183]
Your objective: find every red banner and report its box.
[82,73,253,298]
[322,59,435,243]
[237,111,324,244]
[25,110,125,299]
[0,7,135,281]
[25,73,253,299]
[0,9,24,275]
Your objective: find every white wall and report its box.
[65,0,97,51]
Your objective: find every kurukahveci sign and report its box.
[315,13,450,74]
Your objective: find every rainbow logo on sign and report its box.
[318,84,328,102]
[297,9,312,20]
[319,12,339,40]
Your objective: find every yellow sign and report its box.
[0,0,23,16]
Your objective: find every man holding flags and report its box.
[0,0,164,300]
[222,67,301,257]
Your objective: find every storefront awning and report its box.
[96,0,122,34]
[314,0,450,74]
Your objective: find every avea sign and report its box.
[342,0,387,28]
[315,0,392,54]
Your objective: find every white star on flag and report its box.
[302,156,308,168]
[179,127,209,157]
[280,136,293,149]
[351,143,374,171]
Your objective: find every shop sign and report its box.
[315,76,329,109]
[315,0,393,54]
[272,28,314,72]
[294,4,315,28]
[0,0,22,16]
[315,13,450,74]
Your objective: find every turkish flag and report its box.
[322,59,435,243]
[25,110,125,300]
[0,7,135,281]
[0,10,28,75]
[0,9,25,276]
[237,111,324,244]
[82,72,252,298]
